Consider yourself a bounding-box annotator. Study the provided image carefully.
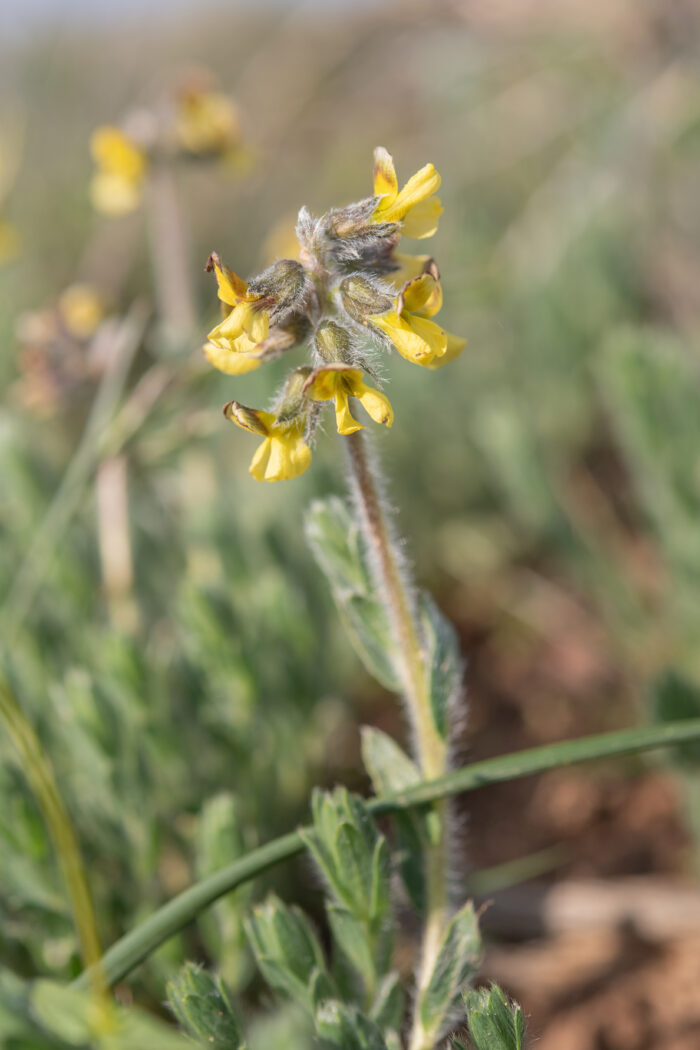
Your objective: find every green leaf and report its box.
[361,727,421,795]
[464,985,526,1050]
[370,971,404,1034]
[327,904,375,978]
[652,670,700,766]
[305,498,400,691]
[420,593,463,739]
[166,963,246,1049]
[361,727,427,912]
[419,903,482,1040]
[244,895,330,1013]
[315,1000,388,1050]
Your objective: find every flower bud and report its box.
[339,276,392,324]
[248,258,311,322]
[276,365,313,422]
[314,321,353,364]
[166,962,245,1050]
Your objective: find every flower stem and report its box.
[344,430,449,1050]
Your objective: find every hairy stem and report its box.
[344,430,449,1048]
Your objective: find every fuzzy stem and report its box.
[344,430,449,1050]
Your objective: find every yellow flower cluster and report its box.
[90,79,243,216]
[204,147,465,481]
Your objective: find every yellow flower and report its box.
[223,401,311,482]
[176,87,241,156]
[206,253,270,348]
[58,284,104,340]
[371,147,443,239]
[90,126,147,215]
[369,273,465,368]
[303,365,393,436]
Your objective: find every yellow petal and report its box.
[90,173,141,215]
[389,253,431,287]
[373,146,398,202]
[417,278,443,318]
[376,164,441,224]
[208,255,248,306]
[370,312,438,364]
[400,196,443,239]
[335,389,363,435]
[401,273,437,315]
[207,301,249,345]
[424,332,466,369]
[203,341,262,375]
[406,314,448,359]
[250,430,311,481]
[304,368,342,402]
[355,381,394,427]
[245,306,269,344]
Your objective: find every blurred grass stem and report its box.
[145,162,196,353]
[0,676,107,1004]
[2,302,149,640]
[344,430,448,1050]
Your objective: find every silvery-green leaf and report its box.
[305,498,400,691]
[420,593,463,740]
[361,726,427,913]
[370,971,404,1034]
[166,963,245,1049]
[418,902,482,1040]
[464,985,525,1050]
[315,999,388,1050]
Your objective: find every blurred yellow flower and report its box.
[369,273,465,368]
[303,365,393,436]
[90,126,147,215]
[223,400,311,482]
[176,87,241,157]
[371,147,443,239]
[58,284,104,340]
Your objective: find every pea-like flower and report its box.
[369,273,465,369]
[304,365,393,436]
[371,147,443,239]
[90,127,147,216]
[204,146,466,481]
[223,400,312,482]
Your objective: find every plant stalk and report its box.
[344,430,448,1050]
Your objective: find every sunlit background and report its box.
[2,2,700,1047]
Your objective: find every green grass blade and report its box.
[77,719,700,989]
